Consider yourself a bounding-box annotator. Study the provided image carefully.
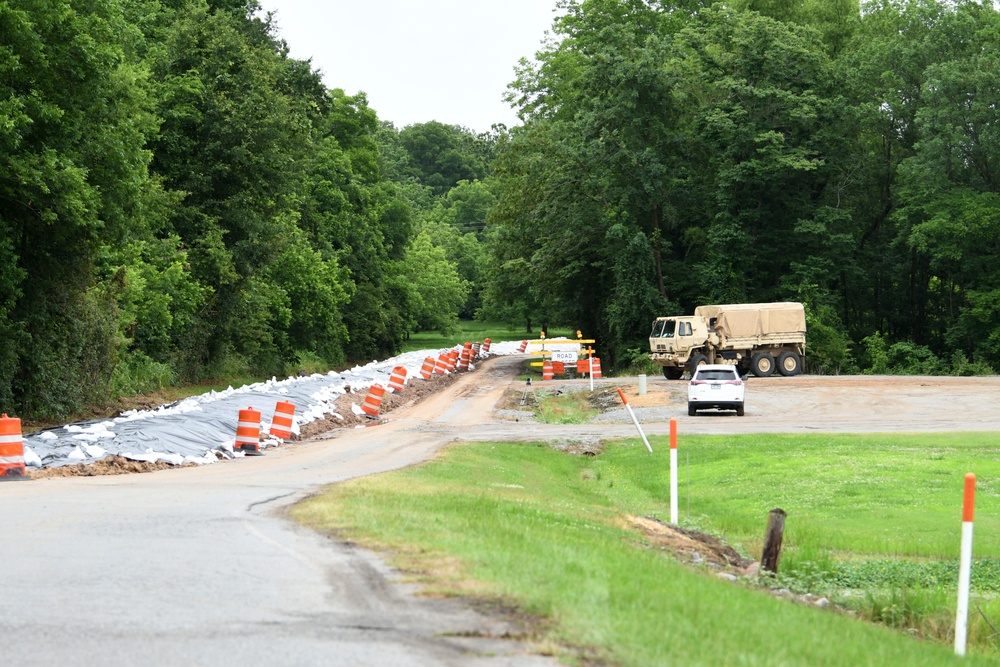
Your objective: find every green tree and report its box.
[0,0,162,415]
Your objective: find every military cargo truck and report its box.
[648,302,807,379]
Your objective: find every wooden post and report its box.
[761,508,787,575]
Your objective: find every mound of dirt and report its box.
[298,371,459,439]
[628,515,754,572]
[29,455,191,479]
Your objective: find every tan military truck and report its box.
[648,302,807,379]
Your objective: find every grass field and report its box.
[292,432,1000,665]
[401,321,574,353]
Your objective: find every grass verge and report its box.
[401,320,573,353]
[292,433,1000,665]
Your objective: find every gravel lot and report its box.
[537,374,1000,435]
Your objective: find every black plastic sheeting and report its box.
[22,344,519,468]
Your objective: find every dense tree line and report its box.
[5,0,999,417]
[481,0,1000,375]
[0,0,484,417]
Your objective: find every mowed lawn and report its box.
[400,321,573,353]
[291,432,1000,666]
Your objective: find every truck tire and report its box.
[663,366,684,380]
[688,353,709,374]
[777,351,801,376]
[751,352,775,377]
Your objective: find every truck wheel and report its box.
[663,367,684,380]
[751,352,775,377]
[777,351,801,376]
[688,354,709,374]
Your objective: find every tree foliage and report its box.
[483,0,1000,375]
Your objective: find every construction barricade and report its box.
[542,360,554,381]
[362,384,386,417]
[268,401,296,440]
[446,350,459,372]
[459,342,473,371]
[388,366,407,393]
[592,358,603,379]
[434,354,449,375]
[0,413,27,479]
[236,407,263,456]
[420,356,436,380]
[481,338,492,357]
[518,340,528,353]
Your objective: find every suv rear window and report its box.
[694,369,737,381]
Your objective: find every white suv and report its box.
[688,364,745,416]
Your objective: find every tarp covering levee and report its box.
[693,303,806,339]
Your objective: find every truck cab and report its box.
[649,316,713,377]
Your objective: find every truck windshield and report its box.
[651,319,674,338]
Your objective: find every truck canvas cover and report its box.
[694,303,806,339]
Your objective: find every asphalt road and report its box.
[0,357,556,667]
[5,357,999,666]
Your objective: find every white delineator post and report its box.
[956,472,976,657]
[670,418,678,525]
[616,387,653,453]
[588,347,595,391]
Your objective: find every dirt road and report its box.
[3,356,997,666]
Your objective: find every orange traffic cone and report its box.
[0,414,27,480]
[236,407,263,456]
[269,401,296,440]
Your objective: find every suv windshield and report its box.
[694,369,737,382]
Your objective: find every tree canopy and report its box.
[4,0,1000,417]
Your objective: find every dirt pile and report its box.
[29,455,190,479]
[628,515,753,571]
[298,371,459,439]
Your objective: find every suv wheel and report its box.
[736,404,745,416]
[688,403,697,416]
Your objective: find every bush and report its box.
[109,351,176,397]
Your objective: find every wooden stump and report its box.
[761,508,787,575]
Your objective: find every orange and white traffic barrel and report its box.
[0,413,27,479]
[388,366,407,393]
[542,360,554,381]
[518,340,528,353]
[472,342,481,357]
[268,401,296,440]
[361,384,385,417]
[446,349,459,372]
[236,407,263,456]
[591,358,603,379]
[434,354,449,375]
[481,338,492,357]
[420,356,436,380]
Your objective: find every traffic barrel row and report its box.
[235,400,299,456]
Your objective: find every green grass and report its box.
[292,432,1000,665]
[401,320,574,353]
